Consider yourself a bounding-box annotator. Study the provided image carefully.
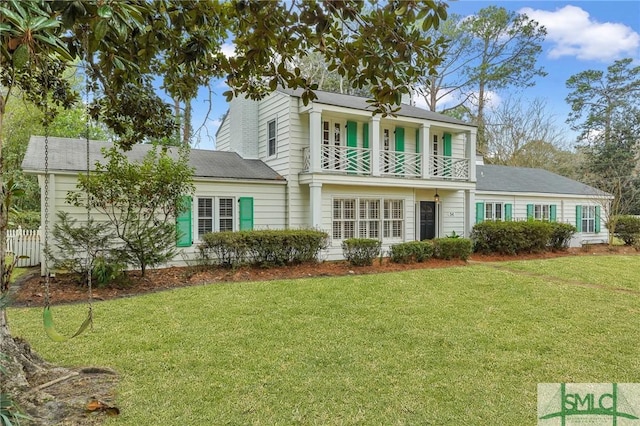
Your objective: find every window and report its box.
[582,205,596,233]
[384,199,404,239]
[382,128,392,173]
[358,199,380,238]
[267,119,277,157]
[333,199,356,240]
[485,202,503,221]
[322,120,343,169]
[332,198,403,240]
[534,204,550,221]
[197,197,235,238]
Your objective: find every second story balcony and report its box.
[302,145,470,181]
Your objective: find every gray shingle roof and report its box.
[22,136,285,181]
[477,164,610,197]
[277,88,473,127]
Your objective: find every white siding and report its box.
[215,112,231,151]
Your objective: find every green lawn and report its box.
[8,256,640,425]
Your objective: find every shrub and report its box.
[471,221,553,255]
[198,229,328,268]
[548,222,576,251]
[433,238,472,260]
[92,254,126,287]
[389,241,434,263]
[342,238,381,266]
[613,215,640,246]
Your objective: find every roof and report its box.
[277,88,473,127]
[476,164,610,197]
[22,136,285,181]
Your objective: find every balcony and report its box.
[302,146,470,181]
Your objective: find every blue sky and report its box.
[190,1,640,151]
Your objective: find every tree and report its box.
[455,6,546,153]
[566,58,640,241]
[1,2,449,418]
[68,146,194,276]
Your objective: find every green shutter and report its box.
[505,203,513,221]
[595,205,601,233]
[346,121,357,172]
[176,196,192,247]
[415,129,420,153]
[395,127,404,174]
[575,205,582,232]
[239,197,254,231]
[550,204,557,222]
[443,133,452,176]
[476,202,485,224]
[362,123,370,173]
[526,204,534,220]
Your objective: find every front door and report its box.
[420,201,436,240]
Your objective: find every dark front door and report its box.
[420,201,436,240]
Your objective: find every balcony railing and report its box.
[302,146,469,181]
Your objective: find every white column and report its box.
[370,116,381,177]
[309,109,322,173]
[464,189,476,238]
[466,130,477,182]
[421,124,430,179]
[309,182,323,230]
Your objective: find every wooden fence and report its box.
[7,227,41,267]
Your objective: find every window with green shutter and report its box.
[239,197,254,231]
[176,196,192,247]
[443,133,452,176]
[395,127,405,174]
[346,121,357,172]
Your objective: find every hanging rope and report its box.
[42,28,93,342]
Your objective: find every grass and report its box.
[7,256,640,425]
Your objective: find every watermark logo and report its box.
[538,383,640,425]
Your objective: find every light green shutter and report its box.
[526,204,534,220]
[395,127,405,174]
[176,196,192,247]
[505,203,513,221]
[346,121,357,172]
[595,205,601,233]
[443,133,452,176]
[415,129,420,175]
[550,204,557,222]
[239,197,254,231]
[362,123,370,173]
[476,202,485,224]
[575,205,582,232]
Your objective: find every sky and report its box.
[189,1,640,151]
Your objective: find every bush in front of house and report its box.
[548,222,576,251]
[433,238,473,260]
[612,215,640,246]
[389,241,434,263]
[471,221,553,255]
[198,229,328,268]
[342,238,382,266]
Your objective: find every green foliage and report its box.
[342,238,381,267]
[432,238,472,260]
[612,215,640,246]
[389,241,434,264]
[548,222,576,251]
[471,221,554,255]
[199,230,329,269]
[68,145,194,276]
[48,211,116,285]
[7,210,39,230]
[92,255,126,288]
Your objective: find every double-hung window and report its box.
[582,206,596,233]
[383,199,404,239]
[197,197,235,239]
[485,202,503,221]
[333,199,356,240]
[534,204,550,221]
[267,119,277,157]
[332,198,404,240]
[358,199,380,238]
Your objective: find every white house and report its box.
[22,89,611,266]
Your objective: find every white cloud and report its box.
[220,42,236,58]
[520,5,640,62]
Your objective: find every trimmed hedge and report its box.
[471,221,554,255]
[612,215,640,246]
[342,238,381,266]
[549,222,577,251]
[389,241,434,263]
[433,238,473,260]
[198,229,328,268]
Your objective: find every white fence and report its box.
[7,227,41,267]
